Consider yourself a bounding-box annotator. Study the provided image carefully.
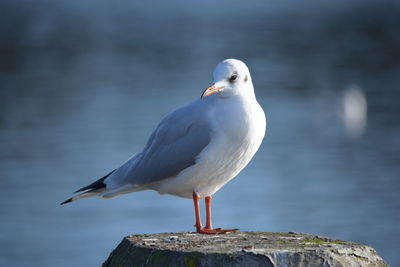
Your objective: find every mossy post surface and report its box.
[103,231,388,267]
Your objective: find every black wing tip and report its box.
[60,198,73,205]
[74,188,87,194]
[73,169,115,194]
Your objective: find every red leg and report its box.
[205,196,213,229]
[192,192,238,234]
[192,192,203,230]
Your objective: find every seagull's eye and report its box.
[229,74,237,82]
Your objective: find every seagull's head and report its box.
[201,59,254,99]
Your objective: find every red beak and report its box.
[201,84,224,99]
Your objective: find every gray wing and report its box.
[107,100,212,187]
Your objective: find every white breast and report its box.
[153,95,266,198]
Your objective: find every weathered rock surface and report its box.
[103,231,388,267]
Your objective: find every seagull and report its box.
[61,59,266,234]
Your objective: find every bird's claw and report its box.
[195,227,238,234]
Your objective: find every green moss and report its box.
[184,252,202,267]
[303,238,346,245]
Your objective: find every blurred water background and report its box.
[1,0,399,266]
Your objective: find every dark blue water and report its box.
[1,1,399,266]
